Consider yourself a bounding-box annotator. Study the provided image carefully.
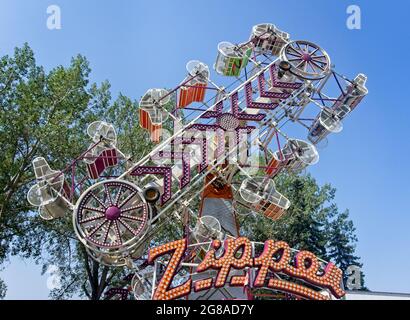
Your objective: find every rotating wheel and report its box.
[280,40,331,80]
[74,179,150,253]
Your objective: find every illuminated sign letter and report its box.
[148,238,192,300]
[195,237,253,290]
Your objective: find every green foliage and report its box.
[325,209,366,288]
[0,44,123,299]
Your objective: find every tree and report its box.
[326,209,367,289]
[0,44,139,299]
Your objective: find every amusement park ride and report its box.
[26,23,368,300]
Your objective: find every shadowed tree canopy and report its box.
[0,44,365,299]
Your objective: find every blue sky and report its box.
[1,0,409,299]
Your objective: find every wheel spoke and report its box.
[114,220,122,245]
[288,58,303,63]
[310,47,319,56]
[90,192,107,209]
[288,46,302,56]
[103,221,113,244]
[82,206,105,214]
[308,61,318,73]
[88,220,108,237]
[104,183,113,206]
[114,185,124,206]
[79,214,105,224]
[121,214,145,222]
[119,191,137,208]
[118,218,139,236]
[286,52,302,58]
[310,60,325,71]
[309,61,320,73]
[313,54,326,59]
[296,61,305,69]
[304,43,309,53]
[312,58,328,65]
[121,204,144,213]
